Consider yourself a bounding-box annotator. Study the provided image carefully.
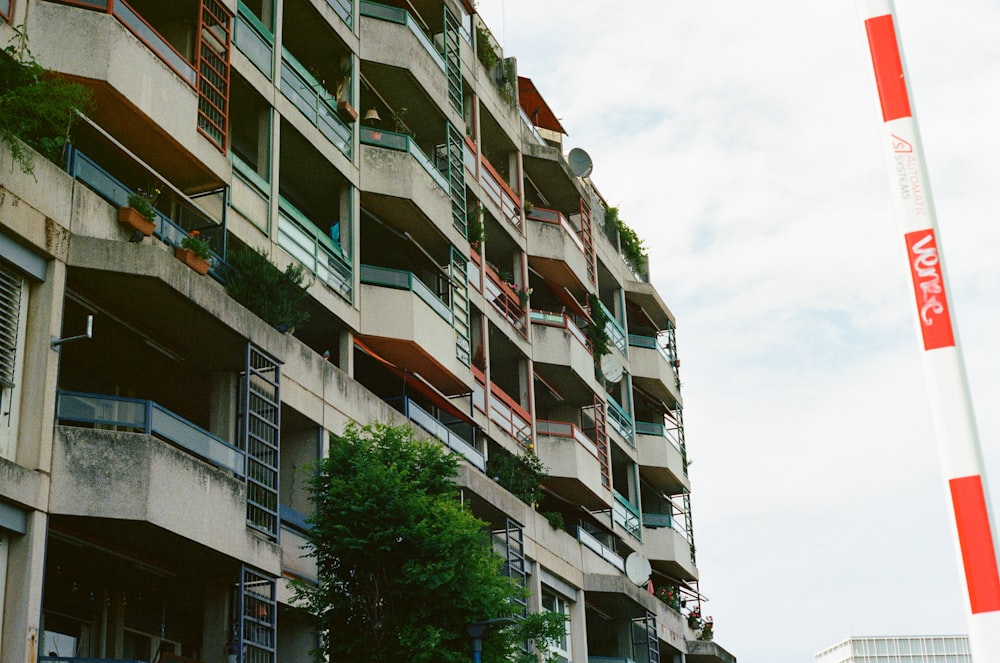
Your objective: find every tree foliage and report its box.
[0,26,91,174]
[296,423,566,663]
[225,245,312,331]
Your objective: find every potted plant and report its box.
[175,230,212,275]
[698,617,714,641]
[119,184,160,238]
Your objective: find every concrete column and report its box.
[569,590,587,662]
[1,512,46,663]
[209,371,239,443]
[202,580,230,663]
[337,329,354,377]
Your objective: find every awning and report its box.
[354,339,476,426]
[518,76,568,135]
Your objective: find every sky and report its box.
[475,1,1000,661]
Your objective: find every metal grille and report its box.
[450,247,471,365]
[631,612,660,663]
[683,490,696,564]
[197,0,232,151]
[0,265,23,388]
[443,6,462,113]
[592,396,611,489]
[447,122,467,236]
[494,518,527,616]
[579,197,596,286]
[240,344,281,539]
[239,566,276,663]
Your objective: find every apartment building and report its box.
[815,636,972,663]
[0,0,736,661]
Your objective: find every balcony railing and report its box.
[235,2,273,78]
[403,397,484,471]
[472,366,487,413]
[613,490,641,541]
[325,0,352,27]
[530,309,590,352]
[479,155,521,231]
[360,264,452,323]
[599,300,627,355]
[280,48,352,159]
[519,107,546,146]
[55,391,245,476]
[277,196,352,301]
[536,419,599,458]
[360,1,444,72]
[527,207,585,253]
[488,381,532,446]
[628,333,677,371]
[577,526,624,572]
[483,263,527,337]
[360,126,449,193]
[66,148,227,280]
[635,420,683,455]
[606,397,634,446]
[642,511,671,529]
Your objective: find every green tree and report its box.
[296,423,566,663]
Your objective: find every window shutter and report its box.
[0,265,23,388]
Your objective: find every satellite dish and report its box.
[567,148,593,178]
[600,353,623,383]
[625,552,652,587]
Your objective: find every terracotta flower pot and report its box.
[118,206,156,237]
[174,247,211,275]
[337,100,359,123]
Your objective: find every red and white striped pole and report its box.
[857,1,1000,659]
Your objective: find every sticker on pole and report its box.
[904,229,955,350]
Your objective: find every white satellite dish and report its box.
[625,552,652,587]
[600,353,623,383]
[567,147,593,178]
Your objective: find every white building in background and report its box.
[815,636,971,663]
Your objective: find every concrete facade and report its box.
[0,1,735,662]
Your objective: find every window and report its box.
[0,262,27,461]
[541,588,571,663]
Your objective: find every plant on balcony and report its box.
[541,510,565,531]
[392,106,415,140]
[181,230,212,260]
[467,204,486,248]
[687,604,703,630]
[586,294,612,360]
[126,184,160,222]
[604,206,647,275]
[117,183,160,237]
[655,584,682,611]
[0,25,91,175]
[486,448,546,507]
[698,616,714,641]
[295,422,567,663]
[475,25,500,71]
[515,286,532,310]
[225,245,312,332]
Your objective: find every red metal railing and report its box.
[530,309,590,353]
[196,0,232,152]
[480,154,521,232]
[489,380,532,447]
[580,197,596,286]
[536,419,599,458]
[483,261,527,337]
[469,249,483,294]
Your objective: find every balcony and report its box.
[277,196,353,301]
[607,397,634,447]
[66,148,227,281]
[526,206,590,292]
[361,1,445,73]
[235,2,274,78]
[280,505,318,582]
[32,0,230,182]
[577,526,624,573]
[629,334,682,408]
[326,0,353,27]
[599,300,628,357]
[479,154,522,232]
[402,397,484,471]
[472,369,531,446]
[481,258,527,338]
[636,421,689,494]
[280,48,353,160]
[358,265,469,395]
[613,491,641,541]
[536,420,611,509]
[530,310,600,395]
[643,518,698,581]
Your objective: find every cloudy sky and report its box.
[476,1,1000,661]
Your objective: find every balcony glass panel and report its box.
[360,126,449,193]
[404,398,484,471]
[600,300,627,355]
[235,3,273,78]
[536,420,598,457]
[360,264,452,323]
[576,527,624,572]
[277,197,352,300]
[325,0,353,27]
[280,49,352,159]
[628,333,676,369]
[479,156,520,230]
[56,391,245,475]
[519,107,546,146]
[488,382,531,445]
[635,420,682,454]
[606,397,634,446]
[530,310,589,351]
[613,490,641,540]
[483,264,526,336]
[360,1,445,72]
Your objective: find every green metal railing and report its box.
[360,126,449,193]
[360,264,452,323]
[607,397,634,446]
[613,490,641,541]
[360,1,444,71]
[600,300,627,355]
[235,2,273,78]
[280,48,352,159]
[325,0,353,27]
[277,196,352,301]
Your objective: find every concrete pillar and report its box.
[337,329,353,377]
[1,512,46,663]
[202,580,230,663]
[569,590,587,662]
[209,371,239,443]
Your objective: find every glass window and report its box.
[541,588,571,661]
[0,262,27,461]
